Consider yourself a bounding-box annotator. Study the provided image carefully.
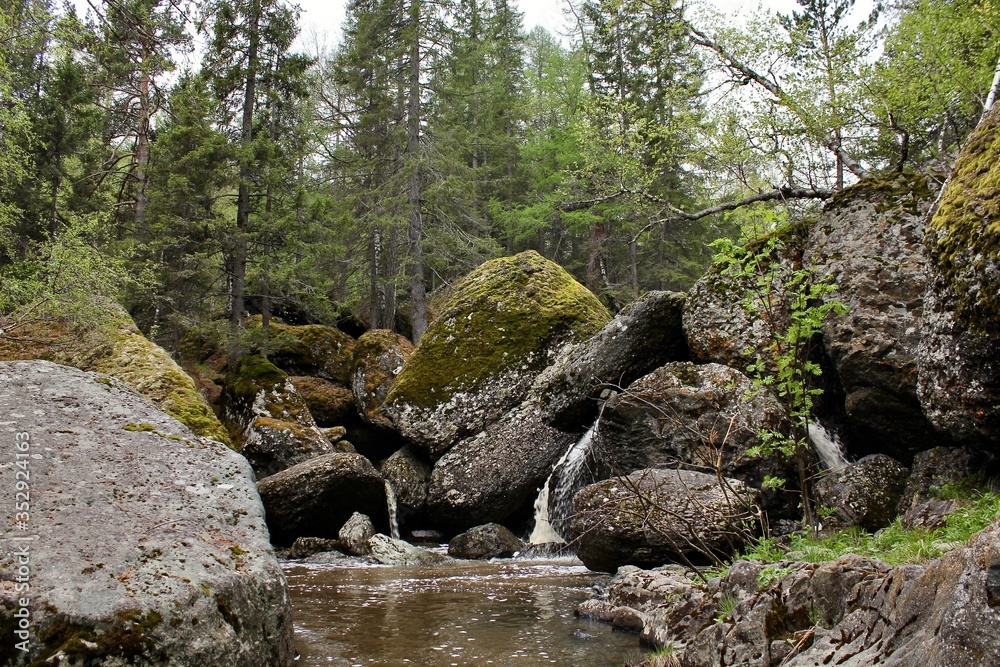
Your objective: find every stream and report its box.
[284,553,640,666]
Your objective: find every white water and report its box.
[808,422,848,472]
[529,417,601,544]
[385,480,401,540]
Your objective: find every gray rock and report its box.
[597,362,797,515]
[339,512,376,556]
[257,452,386,545]
[366,535,447,566]
[350,329,413,429]
[0,360,293,667]
[814,454,910,531]
[569,468,758,572]
[534,291,688,431]
[448,524,524,559]
[897,446,980,513]
[379,445,431,515]
[803,174,938,458]
[425,400,576,532]
[282,537,343,560]
[301,551,352,565]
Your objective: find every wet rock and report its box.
[339,512,377,556]
[290,376,357,427]
[366,535,447,566]
[408,530,445,544]
[814,454,910,531]
[598,362,796,514]
[383,250,609,457]
[351,329,413,428]
[516,542,574,559]
[804,173,938,458]
[0,361,293,667]
[257,452,387,545]
[379,445,432,515]
[281,537,343,560]
[425,400,576,532]
[448,524,524,559]
[302,551,352,565]
[534,290,688,431]
[569,468,758,572]
[919,104,1000,449]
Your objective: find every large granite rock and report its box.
[425,400,577,532]
[338,512,376,556]
[598,363,794,509]
[919,105,1000,449]
[0,361,293,667]
[366,535,447,566]
[534,290,689,431]
[814,454,910,531]
[0,299,228,444]
[448,524,524,560]
[351,329,413,428]
[256,452,386,545]
[383,250,609,457]
[256,319,355,384]
[569,468,758,572]
[379,445,432,517]
[805,174,938,459]
[228,356,334,479]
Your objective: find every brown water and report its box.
[284,555,641,666]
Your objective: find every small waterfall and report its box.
[385,480,401,540]
[807,422,848,472]
[529,416,602,544]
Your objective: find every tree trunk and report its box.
[134,65,151,227]
[586,222,608,293]
[407,0,427,344]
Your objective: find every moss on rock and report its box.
[0,299,229,444]
[926,106,1000,335]
[250,319,355,383]
[384,251,610,455]
[289,376,357,426]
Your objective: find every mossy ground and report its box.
[927,106,1000,334]
[387,250,610,409]
[0,299,230,444]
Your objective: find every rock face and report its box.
[569,468,757,572]
[351,329,413,428]
[0,299,228,443]
[290,376,357,427]
[448,524,524,559]
[805,174,938,458]
[256,452,386,545]
[534,291,689,431]
[425,400,576,532]
[261,320,355,384]
[0,361,293,667]
[814,454,910,531]
[366,535,447,566]
[598,363,793,500]
[338,512,376,556]
[919,105,1000,448]
[383,250,610,457]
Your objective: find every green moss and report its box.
[228,354,287,401]
[824,171,932,216]
[123,422,157,433]
[248,319,355,383]
[30,609,164,666]
[928,106,1000,334]
[386,251,610,408]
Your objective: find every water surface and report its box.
[285,555,640,666]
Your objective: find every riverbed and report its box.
[284,554,641,666]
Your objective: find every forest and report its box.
[0,0,998,349]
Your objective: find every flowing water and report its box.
[807,422,848,471]
[285,555,639,666]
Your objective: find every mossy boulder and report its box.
[383,250,610,456]
[918,105,1000,447]
[290,376,357,426]
[0,361,293,667]
[253,319,355,383]
[351,329,413,429]
[0,299,228,444]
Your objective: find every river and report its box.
[284,553,641,666]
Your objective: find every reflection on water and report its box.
[285,555,640,666]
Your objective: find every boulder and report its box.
[0,361,293,667]
[534,291,689,431]
[338,512,376,556]
[598,362,795,508]
[425,400,577,532]
[256,319,355,384]
[280,537,343,560]
[256,452,387,545]
[289,376,357,427]
[804,173,938,458]
[919,105,1000,448]
[366,535,447,566]
[569,468,758,572]
[383,250,609,457]
[379,445,432,516]
[0,298,228,443]
[228,357,334,478]
[897,446,981,513]
[814,454,910,531]
[448,524,524,559]
[351,329,413,428]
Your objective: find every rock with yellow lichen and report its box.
[351,329,413,429]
